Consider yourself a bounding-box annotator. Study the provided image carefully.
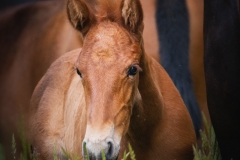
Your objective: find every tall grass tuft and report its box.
[121,151,130,160]
[0,144,5,160]
[193,113,222,160]
[128,143,136,160]
[61,147,71,160]
[99,143,136,160]
[13,116,32,160]
[19,117,31,160]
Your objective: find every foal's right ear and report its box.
[67,0,96,36]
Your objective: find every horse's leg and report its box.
[156,0,202,137]
[204,0,240,159]
[186,0,210,123]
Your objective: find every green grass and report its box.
[193,113,222,160]
[0,113,221,160]
[12,135,16,160]
[59,143,136,160]
[1,139,136,160]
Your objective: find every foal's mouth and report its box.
[82,137,120,160]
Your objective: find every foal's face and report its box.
[76,22,142,159]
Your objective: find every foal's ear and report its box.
[121,0,143,35]
[67,0,96,36]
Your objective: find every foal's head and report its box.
[67,0,143,159]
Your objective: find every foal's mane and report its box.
[95,0,122,23]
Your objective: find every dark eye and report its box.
[76,68,82,78]
[127,66,138,76]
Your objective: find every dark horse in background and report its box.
[157,0,240,158]
[155,0,202,138]
[204,0,240,159]
[156,0,240,158]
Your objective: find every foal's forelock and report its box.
[95,0,122,21]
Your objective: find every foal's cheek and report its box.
[115,111,131,137]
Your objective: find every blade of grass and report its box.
[101,150,106,160]
[72,153,81,160]
[193,112,222,160]
[128,143,136,160]
[53,142,58,160]
[83,142,90,160]
[12,134,16,160]
[61,147,71,160]
[121,151,130,160]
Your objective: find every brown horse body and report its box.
[29,0,195,159]
[0,1,81,157]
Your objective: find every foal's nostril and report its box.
[106,139,114,158]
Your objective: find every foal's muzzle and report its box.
[82,137,119,160]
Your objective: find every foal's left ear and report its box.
[121,0,143,35]
[67,0,96,36]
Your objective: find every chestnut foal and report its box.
[29,0,196,159]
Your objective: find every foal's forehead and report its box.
[84,22,139,56]
[79,22,141,69]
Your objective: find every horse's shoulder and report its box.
[31,49,81,106]
[39,48,81,86]
[49,48,81,71]
[148,56,178,93]
[149,54,195,135]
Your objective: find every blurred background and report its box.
[0,0,36,10]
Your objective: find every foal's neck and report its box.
[128,52,163,148]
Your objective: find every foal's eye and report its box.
[127,66,138,76]
[76,68,82,78]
